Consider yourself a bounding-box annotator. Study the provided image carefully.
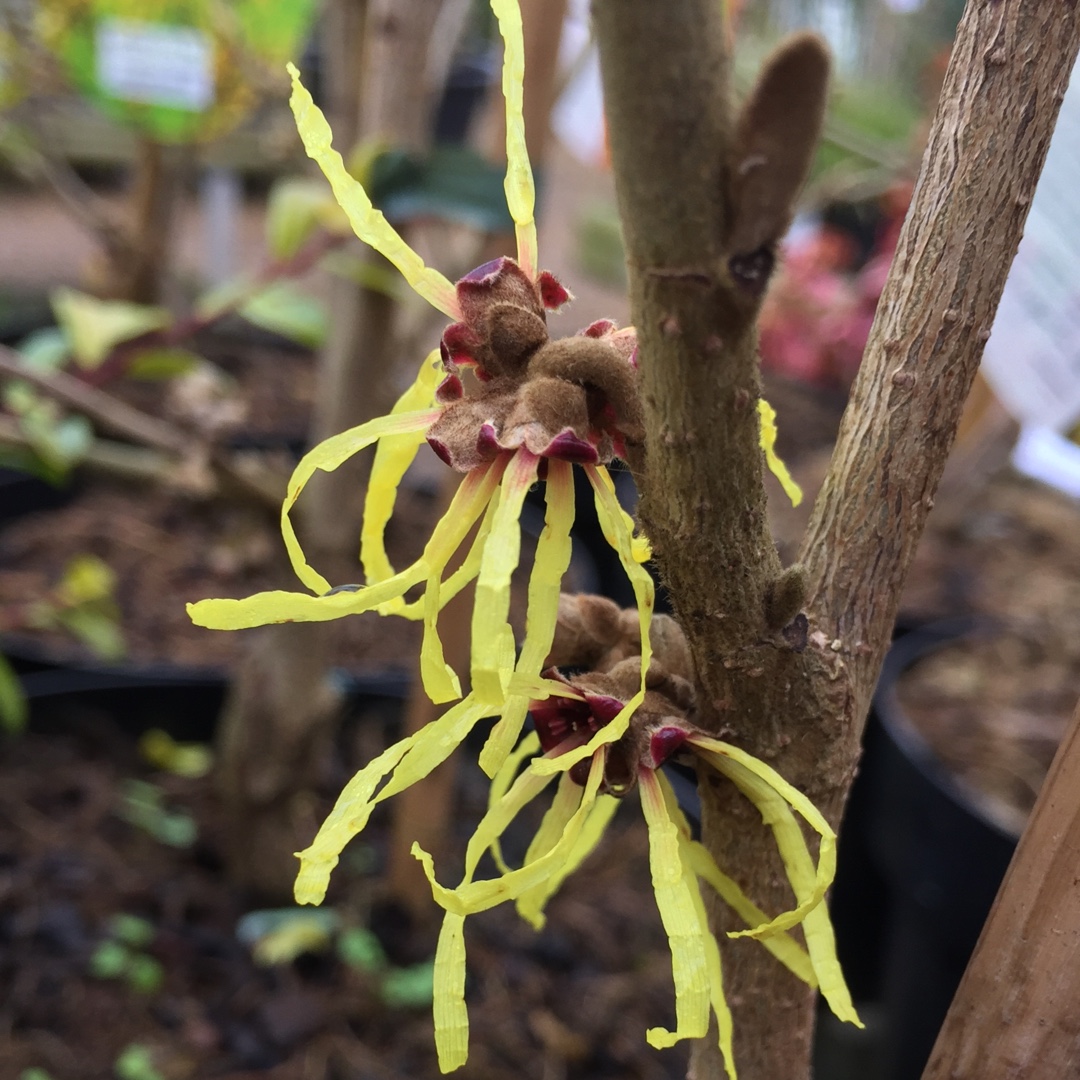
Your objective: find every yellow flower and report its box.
[185,0,829,1072]
[412,674,862,1075]
[187,0,656,769]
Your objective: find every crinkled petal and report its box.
[283,408,441,594]
[418,462,507,703]
[513,772,581,926]
[292,735,416,904]
[639,768,710,1048]
[397,492,499,622]
[517,788,620,930]
[412,751,602,915]
[490,0,537,276]
[758,398,802,507]
[660,777,814,985]
[361,350,444,587]
[293,694,491,905]
[470,450,539,704]
[691,736,861,1027]
[287,65,459,319]
[433,913,469,1073]
[479,458,574,775]
[187,570,426,630]
[488,730,541,875]
[656,777,737,1080]
[532,465,654,776]
[683,839,815,987]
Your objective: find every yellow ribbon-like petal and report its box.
[287,64,459,319]
[684,839,816,987]
[293,695,492,905]
[655,777,737,1080]
[490,0,537,276]
[639,768,710,1048]
[517,790,620,931]
[661,773,816,987]
[758,398,803,507]
[470,450,539,704]
[413,751,602,915]
[293,735,416,904]
[419,463,507,703]
[282,407,441,595]
[532,465,654,777]
[513,772,581,926]
[398,492,499,622]
[361,350,444,588]
[187,572,426,630]
[691,736,861,1027]
[479,458,575,776]
[433,912,469,1073]
[487,730,541,875]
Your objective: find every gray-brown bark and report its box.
[593,0,1080,1077]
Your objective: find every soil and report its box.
[0,331,444,675]
[0,694,690,1080]
[894,469,1080,835]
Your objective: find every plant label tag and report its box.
[95,18,214,112]
[982,60,1080,432]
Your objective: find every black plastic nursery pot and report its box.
[0,467,76,528]
[18,660,411,745]
[855,619,1019,1080]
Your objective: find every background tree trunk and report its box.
[214,0,444,898]
[592,0,1080,1076]
[922,695,1080,1080]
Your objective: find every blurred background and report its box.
[2,1,1078,1078]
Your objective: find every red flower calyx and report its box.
[426,257,644,473]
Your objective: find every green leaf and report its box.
[239,284,327,348]
[89,940,130,979]
[150,811,197,848]
[108,914,156,949]
[266,177,334,259]
[47,415,95,465]
[114,1044,165,1080]
[318,252,402,298]
[337,926,387,973]
[15,409,94,478]
[125,348,202,380]
[19,1069,56,1080]
[376,146,515,234]
[381,959,435,1008]
[118,781,197,848]
[125,954,165,995]
[138,729,212,779]
[16,326,69,372]
[236,907,340,966]
[0,653,27,735]
[51,288,170,369]
[57,607,126,663]
[57,555,115,605]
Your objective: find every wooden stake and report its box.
[922,696,1080,1079]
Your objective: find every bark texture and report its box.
[593,0,1080,1077]
[922,698,1080,1080]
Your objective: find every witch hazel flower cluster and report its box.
[188,1,858,1074]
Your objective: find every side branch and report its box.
[800,0,1080,726]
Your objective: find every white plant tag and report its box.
[95,18,214,112]
[981,61,1080,432]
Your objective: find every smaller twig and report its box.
[0,352,286,509]
[88,229,348,387]
[0,343,187,454]
[0,414,283,508]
